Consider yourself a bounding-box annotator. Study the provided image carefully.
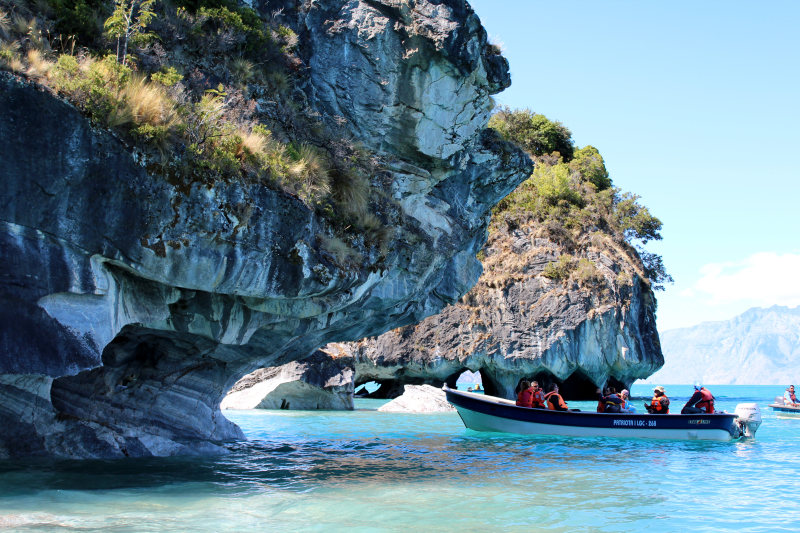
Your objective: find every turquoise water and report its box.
[1,385,799,531]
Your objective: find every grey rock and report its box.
[346,232,663,400]
[222,350,354,410]
[0,0,530,458]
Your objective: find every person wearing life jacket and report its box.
[619,389,636,413]
[544,383,569,411]
[645,386,670,414]
[530,381,546,408]
[516,380,534,407]
[784,385,799,407]
[597,386,623,413]
[681,384,715,414]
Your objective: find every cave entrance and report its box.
[455,370,483,392]
[558,370,600,400]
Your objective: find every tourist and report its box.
[620,389,636,413]
[544,383,569,411]
[531,381,546,408]
[784,385,799,407]
[681,384,715,414]
[645,386,670,414]
[597,386,623,413]
[516,380,534,407]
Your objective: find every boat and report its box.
[769,397,800,418]
[443,385,761,441]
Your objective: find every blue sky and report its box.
[469,0,800,331]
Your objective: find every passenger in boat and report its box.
[516,380,534,407]
[530,381,546,408]
[596,387,623,413]
[784,385,799,407]
[544,384,569,411]
[620,389,636,413]
[681,384,715,414]
[645,386,670,414]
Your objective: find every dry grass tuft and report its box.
[288,143,331,201]
[25,48,52,78]
[122,75,177,127]
[319,235,362,267]
[237,126,267,156]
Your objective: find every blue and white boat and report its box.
[769,397,800,418]
[443,385,761,441]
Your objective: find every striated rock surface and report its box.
[377,384,454,413]
[0,0,530,458]
[222,350,354,410]
[347,227,663,400]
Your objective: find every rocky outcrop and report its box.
[347,229,663,400]
[0,0,530,458]
[377,384,454,412]
[222,350,354,410]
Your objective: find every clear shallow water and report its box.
[1,385,799,532]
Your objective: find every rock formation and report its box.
[348,226,663,400]
[221,349,354,410]
[377,384,454,413]
[0,0,530,458]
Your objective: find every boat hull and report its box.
[770,404,800,418]
[445,386,740,441]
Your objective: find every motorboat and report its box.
[443,385,761,441]
[769,397,800,418]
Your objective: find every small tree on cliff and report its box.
[104,0,156,65]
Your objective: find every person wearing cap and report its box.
[681,384,715,414]
[645,386,670,414]
[620,389,636,413]
[784,385,799,407]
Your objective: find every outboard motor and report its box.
[734,403,762,438]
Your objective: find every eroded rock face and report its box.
[222,350,354,410]
[347,232,663,400]
[0,0,530,458]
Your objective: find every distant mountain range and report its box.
[643,306,800,385]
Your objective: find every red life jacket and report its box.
[651,395,669,414]
[695,388,714,413]
[790,391,798,403]
[516,388,534,407]
[597,399,605,413]
[531,389,546,408]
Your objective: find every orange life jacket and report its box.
[651,395,669,414]
[531,389,546,408]
[516,388,534,407]
[695,388,714,413]
[545,391,567,411]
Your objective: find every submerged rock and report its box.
[377,384,454,413]
[0,0,530,458]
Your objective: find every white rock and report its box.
[377,384,455,413]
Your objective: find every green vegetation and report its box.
[489,107,574,161]
[0,0,391,263]
[104,0,156,65]
[489,108,672,291]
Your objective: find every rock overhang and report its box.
[0,0,532,458]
